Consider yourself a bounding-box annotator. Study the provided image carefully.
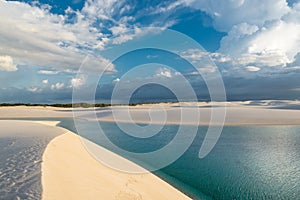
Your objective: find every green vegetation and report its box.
[0,101,181,108]
[0,103,139,108]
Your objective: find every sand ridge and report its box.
[0,120,65,199]
[41,130,191,200]
[0,119,190,199]
[2,101,300,125]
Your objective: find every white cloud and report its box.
[180,49,209,60]
[27,87,40,92]
[42,79,48,84]
[0,0,179,75]
[110,24,128,35]
[219,23,259,55]
[245,66,261,72]
[219,20,300,67]
[153,0,190,14]
[81,0,121,20]
[38,70,59,75]
[112,78,120,83]
[70,76,85,88]
[180,49,232,64]
[155,67,180,78]
[235,50,290,67]
[210,53,231,63]
[112,34,134,44]
[0,0,114,73]
[50,82,65,90]
[247,21,300,62]
[2,0,298,79]
[156,68,172,78]
[182,0,300,70]
[187,0,290,32]
[0,55,17,71]
[109,25,160,45]
[198,65,216,74]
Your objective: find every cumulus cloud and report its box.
[0,55,17,71]
[180,0,300,71]
[155,67,176,78]
[180,49,209,61]
[0,0,113,73]
[246,21,300,62]
[219,20,300,67]
[70,76,86,88]
[187,0,290,32]
[50,82,65,90]
[0,0,174,74]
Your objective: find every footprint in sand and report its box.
[115,189,143,200]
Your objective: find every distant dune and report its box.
[2,100,299,126]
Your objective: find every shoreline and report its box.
[3,117,300,127]
[0,120,65,200]
[1,102,300,126]
[41,124,191,200]
[0,119,191,199]
[93,118,300,126]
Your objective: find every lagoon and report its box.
[62,120,300,200]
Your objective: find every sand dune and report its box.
[42,130,191,200]
[0,120,64,199]
[0,106,73,118]
[0,119,190,199]
[1,100,300,125]
[79,102,300,126]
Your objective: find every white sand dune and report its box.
[1,100,300,125]
[80,102,300,126]
[0,106,73,118]
[42,131,191,200]
[0,120,64,199]
[0,119,190,200]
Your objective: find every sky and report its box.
[0,0,300,103]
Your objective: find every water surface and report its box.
[67,120,300,200]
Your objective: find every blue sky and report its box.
[0,0,300,103]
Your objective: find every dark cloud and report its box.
[2,72,300,104]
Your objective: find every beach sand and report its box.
[42,131,191,200]
[0,120,64,199]
[0,119,190,199]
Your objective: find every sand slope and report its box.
[0,120,64,199]
[42,131,191,200]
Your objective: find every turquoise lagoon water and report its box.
[58,119,300,200]
[1,118,299,199]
